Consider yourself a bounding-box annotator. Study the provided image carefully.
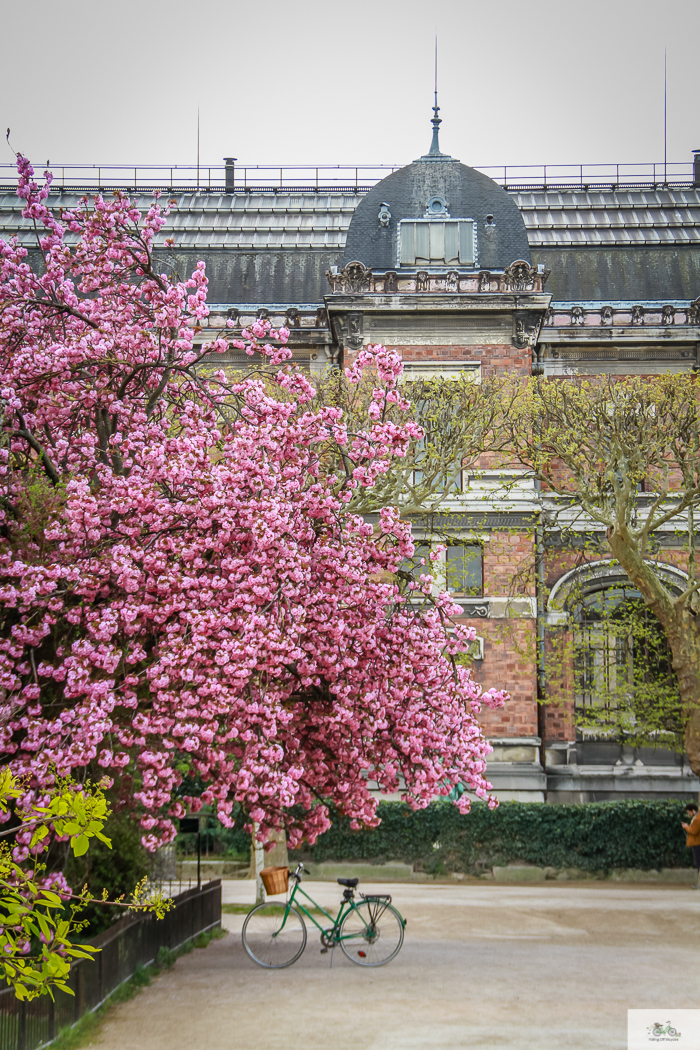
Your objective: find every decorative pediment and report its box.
[326,261,373,294]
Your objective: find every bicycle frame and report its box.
[273,878,394,945]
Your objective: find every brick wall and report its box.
[380,343,532,376]
[485,531,536,596]
[458,616,538,738]
[542,627,576,742]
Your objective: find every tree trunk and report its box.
[249,827,289,905]
[249,823,266,906]
[669,623,700,778]
[685,708,700,783]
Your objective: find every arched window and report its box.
[573,585,680,736]
[547,560,685,742]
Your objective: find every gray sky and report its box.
[2,0,699,177]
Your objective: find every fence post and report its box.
[74,964,81,1023]
[17,1002,26,1050]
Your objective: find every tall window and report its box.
[411,432,464,494]
[445,544,483,596]
[399,543,483,597]
[573,585,681,740]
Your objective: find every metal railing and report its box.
[0,879,222,1050]
[0,161,695,194]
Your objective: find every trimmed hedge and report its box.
[290,800,694,875]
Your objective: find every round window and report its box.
[426,195,448,216]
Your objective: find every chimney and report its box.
[693,151,700,187]
[224,157,237,194]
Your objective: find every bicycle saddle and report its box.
[337,877,359,888]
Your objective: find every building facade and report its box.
[3,121,699,803]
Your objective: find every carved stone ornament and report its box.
[445,270,460,293]
[631,305,645,325]
[600,305,613,326]
[571,306,585,326]
[315,307,328,328]
[227,307,240,325]
[416,271,430,292]
[460,600,489,618]
[325,261,373,294]
[347,312,363,350]
[378,202,391,227]
[503,260,538,292]
[544,306,554,326]
[513,311,540,350]
[662,305,676,325]
[284,307,301,328]
[257,308,270,321]
[383,270,398,293]
[687,299,700,325]
[478,271,491,293]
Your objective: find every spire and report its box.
[423,35,450,159]
[429,91,442,156]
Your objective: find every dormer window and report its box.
[425,195,449,217]
[399,218,477,267]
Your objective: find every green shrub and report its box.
[290,799,693,874]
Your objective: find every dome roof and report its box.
[343,154,531,272]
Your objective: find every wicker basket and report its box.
[260,866,289,895]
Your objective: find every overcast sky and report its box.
[2,0,699,180]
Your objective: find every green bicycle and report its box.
[242,863,406,969]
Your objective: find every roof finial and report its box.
[429,35,442,156]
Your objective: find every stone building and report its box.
[3,111,699,803]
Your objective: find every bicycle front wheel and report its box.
[339,899,404,967]
[242,902,307,969]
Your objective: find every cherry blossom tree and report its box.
[0,157,506,857]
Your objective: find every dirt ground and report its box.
[91,879,699,1050]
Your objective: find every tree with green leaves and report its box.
[0,770,170,1001]
[502,372,700,771]
[312,369,503,516]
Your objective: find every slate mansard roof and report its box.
[343,157,531,271]
[1,182,699,303]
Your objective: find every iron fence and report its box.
[0,879,221,1050]
[0,160,695,193]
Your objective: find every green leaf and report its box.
[60,822,82,836]
[39,892,63,907]
[36,913,51,940]
[71,835,89,857]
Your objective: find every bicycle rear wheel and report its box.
[339,899,404,967]
[242,902,307,969]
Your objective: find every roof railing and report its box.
[0,161,695,193]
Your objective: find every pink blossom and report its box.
[0,157,506,855]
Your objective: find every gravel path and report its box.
[91,879,699,1050]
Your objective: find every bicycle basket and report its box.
[260,866,289,895]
